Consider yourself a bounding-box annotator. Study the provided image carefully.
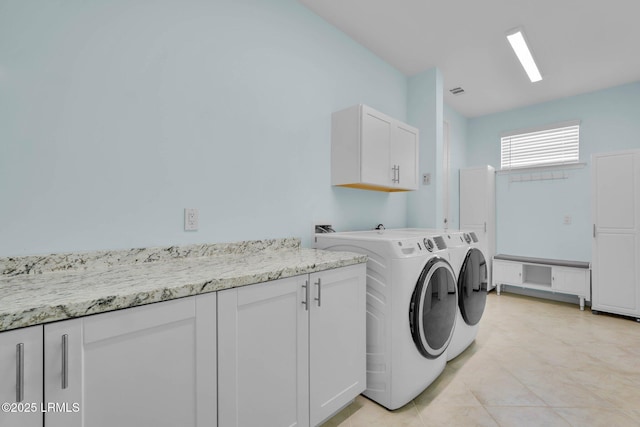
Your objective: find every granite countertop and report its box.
[0,238,367,332]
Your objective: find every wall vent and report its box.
[449,87,465,95]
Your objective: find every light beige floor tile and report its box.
[467,374,546,407]
[320,400,356,427]
[418,405,498,427]
[492,346,551,372]
[485,406,570,427]
[591,383,640,410]
[624,409,640,423]
[348,396,423,427]
[322,293,640,426]
[415,379,482,408]
[554,407,639,427]
[510,367,614,408]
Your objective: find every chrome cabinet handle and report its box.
[62,334,68,390]
[593,224,596,238]
[301,281,309,311]
[391,165,400,183]
[484,222,487,233]
[16,343,24,402]
[315,278,322,307]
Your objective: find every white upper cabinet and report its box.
[332,104,419,192]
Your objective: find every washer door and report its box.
[458,248,488,326]
[409,256,457,359]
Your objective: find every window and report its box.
[501,121,580,170]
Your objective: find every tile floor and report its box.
[322,292,640,427]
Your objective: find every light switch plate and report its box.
[423,173,431,185]
[184,208,199,231]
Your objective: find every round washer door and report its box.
[409,256,457,359]
[458,248,488,326]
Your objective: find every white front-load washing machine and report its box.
[314,230,457,410]
[402,229,488,361]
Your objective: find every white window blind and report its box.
[501,121,580,170]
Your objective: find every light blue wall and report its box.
[466,82,640,261]
[0,0,410,256]
[407,68,443,228]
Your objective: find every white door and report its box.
[592,151,640,316]
[391,124,419,190]
[44,295,217,427]
[361,107,392,187]
[309,265,366,426]
[218,276,309,427]
[0,326,43,427]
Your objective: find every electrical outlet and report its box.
[184,208,199,231]
[563,215,572,225]
[423,173,431,185]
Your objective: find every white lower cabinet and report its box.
[0,325,44,427]
[218,264,366,427]
[44,294,217,427]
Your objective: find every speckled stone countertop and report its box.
[0,238,367,332]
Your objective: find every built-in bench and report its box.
[493,254,591,310]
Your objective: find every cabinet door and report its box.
[391,124,419,190]
[309,264,366,427]
[218,276,309,427]
[552,267,589,296]
[361,107,392,187]
[44,295,217,427]
[0,326,43,427]
[493,261,522,285]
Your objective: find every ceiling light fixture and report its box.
[506,28,542,83]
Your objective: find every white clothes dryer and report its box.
[399,229,488,361]
[314,230,457,410]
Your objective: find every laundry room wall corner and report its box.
[407,68,444,229]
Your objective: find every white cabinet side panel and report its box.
[331,105,361,185]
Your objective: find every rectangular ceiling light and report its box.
[506,29,542,83]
